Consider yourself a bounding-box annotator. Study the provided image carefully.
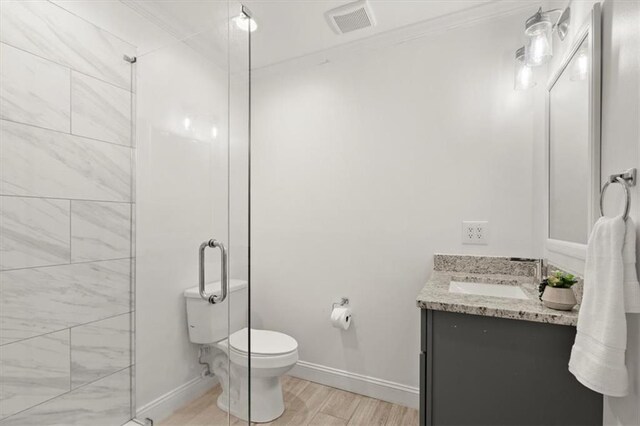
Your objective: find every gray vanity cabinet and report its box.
[420,310,603,426]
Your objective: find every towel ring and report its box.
[599,168,636,221]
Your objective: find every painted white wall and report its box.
[599,1,639,424]
[251,9,541,397]
[135,38,230,410]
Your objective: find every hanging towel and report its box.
[622,218,640,313]
[569,215,629,396]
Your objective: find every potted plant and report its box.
[539,271,578,311]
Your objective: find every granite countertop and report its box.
[416,255,580,326]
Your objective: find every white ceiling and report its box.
[54,0,536,69]
[244,0,497,68]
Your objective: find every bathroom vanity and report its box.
[416,255,602,426]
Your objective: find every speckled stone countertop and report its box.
[416,254,580,326]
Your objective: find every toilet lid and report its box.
[229,328,298,355]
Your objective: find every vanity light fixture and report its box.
[514,46,536,90]
[233,12,257,32]
[524,9,553,66]
[524,6,571,66]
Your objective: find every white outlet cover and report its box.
[462,221,488,245]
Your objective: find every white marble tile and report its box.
[71,72,131,146]
[71,201,131,262]
[0,120,132,202]
[0,367,131,426]
[0,259,131,345]
[0,43,71,132]
[0,330,70,419]
[71,314,131,389]
[0,196,71,270]
[0,1,134,90]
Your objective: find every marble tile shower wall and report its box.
[0,2,135,425]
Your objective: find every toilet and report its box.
[184,280,298,423]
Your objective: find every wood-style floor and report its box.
[159,376,418,426]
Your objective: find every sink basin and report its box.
[448,281,528,300]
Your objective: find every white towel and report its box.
[622,218,640,313]
[569,215,629,396]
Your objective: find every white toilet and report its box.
[184,280,298,423]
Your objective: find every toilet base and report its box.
[211,349,291,423]
[216,375,285,423]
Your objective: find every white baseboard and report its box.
[136,375,218,423]
[134,361,418,422]
[290,360,419,409]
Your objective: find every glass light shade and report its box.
[524,14,553,66]
[233,14,257,32]
[514,47,536,90]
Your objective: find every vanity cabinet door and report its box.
[420,310,602,426]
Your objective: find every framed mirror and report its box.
[546,4,601,261]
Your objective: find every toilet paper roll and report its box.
[331,306,352,330]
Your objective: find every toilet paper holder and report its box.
[332,297,349,310]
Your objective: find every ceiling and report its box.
[244,0,496,68]
[57,0,534,69]
[118,0,532,69]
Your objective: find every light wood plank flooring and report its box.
[160,376,418,426]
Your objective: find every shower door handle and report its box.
[199,239,228,304]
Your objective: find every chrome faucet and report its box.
[534,258,548,284]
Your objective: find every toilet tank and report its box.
[184,280,248,344]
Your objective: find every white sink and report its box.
[448,281,528,300]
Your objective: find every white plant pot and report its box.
[542,287,577,311]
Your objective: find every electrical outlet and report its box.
[462,221,489,245]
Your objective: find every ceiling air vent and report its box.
[325,0,376,35]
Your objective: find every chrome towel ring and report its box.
[599,168,636,221]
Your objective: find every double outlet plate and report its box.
[462,221,488,245]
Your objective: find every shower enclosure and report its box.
[0,0,251,424]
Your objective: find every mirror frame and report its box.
[545,3,601,267]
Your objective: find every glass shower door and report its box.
[134,1,250,425]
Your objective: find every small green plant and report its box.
[547,271,578,288]
[538,271,577,300]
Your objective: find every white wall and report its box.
[599,1,639,424]
[252,9,541,402]
[135,38,231,412]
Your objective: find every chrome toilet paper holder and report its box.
[332,297,349,310]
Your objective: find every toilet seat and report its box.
[217,328,298,369]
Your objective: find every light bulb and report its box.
[531,35,550,64]
[514,47,536,90]
[183,117,191,130]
